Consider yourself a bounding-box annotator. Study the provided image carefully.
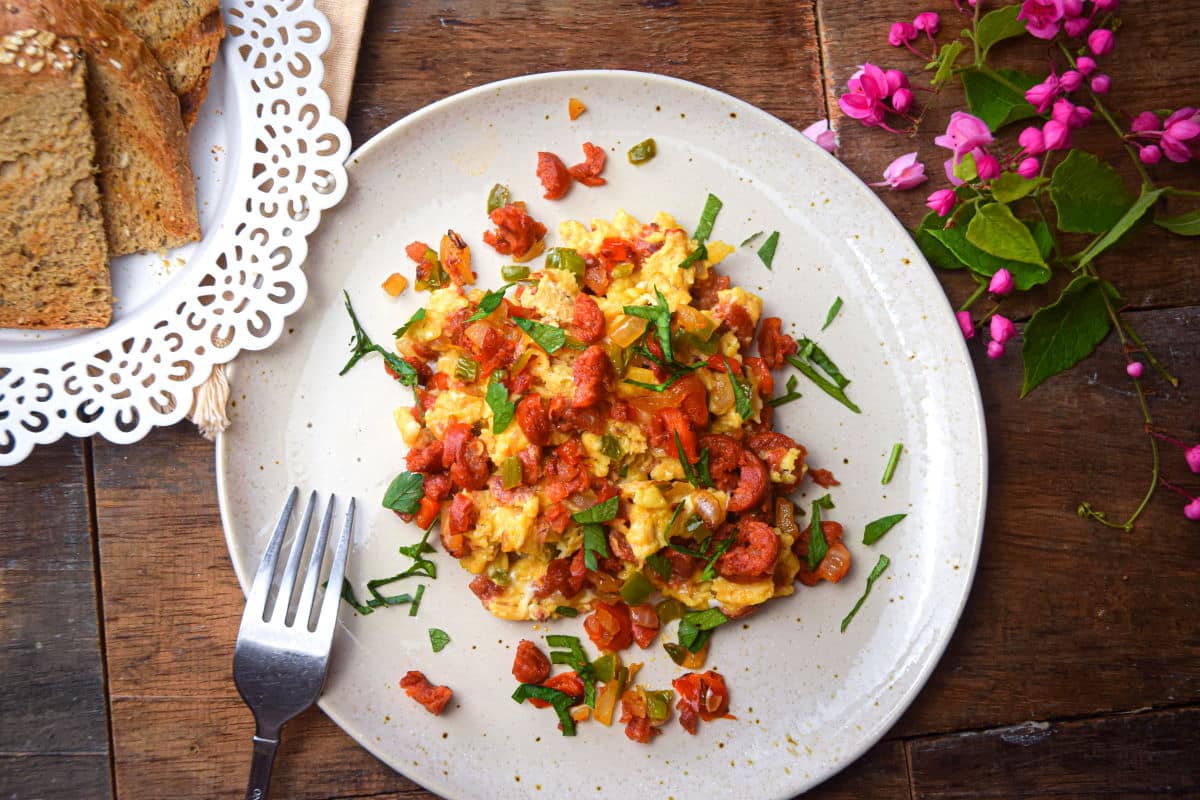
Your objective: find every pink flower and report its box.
[1187,445,1200,474]
[885,69,909,94]
[1052,98,1076,126]
[1186,498,1200,522]
[976,152,1001,180]
[987,340,1006,359]
[1018,126,1046,155]
[989,269,1015,295]
[1139,145,1162,164]
[1061,0,1083,15]
[849,63,890,99]
[892,87,915,114]
[1043,119,1072,150]
[1018,157,1041,178]
[1070,105,1093,129]
[912,12,940,34]
[888,21,918,47]
[1125,361,1144,378]
[871,152,928,190]
[990,314,1017,344]
[1018,0,1065,40]
[802,119,838,153]
[1093,0,1118,10]
[956,310,975,339]
[1161,109,1199,163]
[1025,73,1062,114]
[1131,111,1161,133]
[1064,15,1091,37]
[927,188,957,217]
[934,112,994,159]
[839,93,886,126]
[1075,56,1097,76]
[1088,28,1114,56]
[1060,70,1083,91]
[1090,74,1111,93]
[839,64,895,128]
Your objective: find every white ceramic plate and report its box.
[217,70,986,799]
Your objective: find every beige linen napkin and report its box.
[189,0,366,439]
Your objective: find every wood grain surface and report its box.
[2,1,1199,798]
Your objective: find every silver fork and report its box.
[233,488,355,800]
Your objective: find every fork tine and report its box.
[295,494,336,630]
[270,490,317,623]
[245,486,298,620]
[315,496,355,638]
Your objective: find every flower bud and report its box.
[1093,0,1119,10]
[1062,0,1084,15]
[1187,445,1200,474]
[986,340,1005,359]
[988,269,1015,296]
[1042,120,1071,151]
[1017,157,1041,178]
[1088,28,1114,56]
[927,188,957,217]
[1186,498,1200,522]
[1090,74,1111,94]
[975,152,1000,180]
[891,87,914,114]
[955,311,975,340]
[889,21,917,46]
[1139,145,1162,164]
[885,69,909,95]
[1070,105,1093,129]
[1018,126,1046,155]
[1075,56,1097,76]
[912,11,940,34]
[1064,16,1091,38]
[1060,70,1083,91]
[990,314,1017,345]
[1052,98,1076,126]
[1126,361,1144,378]
[1131,111,1162,133]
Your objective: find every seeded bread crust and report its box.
[0,31,111,329]
[96,0,225,127]
[0,0,201,256]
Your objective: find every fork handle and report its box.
[244,734,280,800]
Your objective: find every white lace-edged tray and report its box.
[0,0,350,466]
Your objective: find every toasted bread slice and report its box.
[96,0,225,127]
[1,0,201,256]
[0,30,110,328]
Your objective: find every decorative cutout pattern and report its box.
[0,0,349,465]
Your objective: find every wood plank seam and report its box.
[903,739,919,800]
[807,0,835,125]
[83,437,119,800]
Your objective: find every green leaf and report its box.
[467,283,515,322]
[428,628,451,652]
[513,316,566,353]
[961,67,1040,132]
[807,497,828,572]
[694,193,723,242]
[739,231,764,247]
[840,554,890,632]
[953,152,978,183]
[990,172,1047,204]
[930,40,966,88]
[822,297,843,330]
[863,514,907,545]
[1020,276,1114,396]
[645,552,672,580]
[725,359,752,419]
[1155,208,1200,236]
[1049,149,1133,234]
[974,4,1027,58]
[572,496,619,524]
[1078,187,1165,266]
[927,209,1050,290]
[581,523,609,571]
[382,471,424,514]
[678,242,708,269]
[966,203,1047,266]
[485,374,516,434]
[914,213,965,270]
[392,307,426,339]
[756,231,780,269]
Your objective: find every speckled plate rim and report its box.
[216,69,987,798]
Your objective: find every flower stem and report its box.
[958,280,989,312]
[1121,319,1180,387]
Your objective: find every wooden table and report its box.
[3,1,1199,797]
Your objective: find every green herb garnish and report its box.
[822,297,843,330]
[756,231,780,269]
[382,471,424,514]
[513,316,567,353]
[841,554,890,632]
[581,524,608,571]
[571,496,619,524]
[623,372,687,393]
[338,578,374,615]
[693,193,723,242]
[340,291,419,386]
[675,432,713,488]
[512,683,577,736]
[555,605,579,618]
[698,534,736,582]
[455,357,479,383]
[725,359,753,419]
[739,231,764,247]
[408,583,425,616]
[619,571,654,605]
[623,287,674,361]
[487,183,511,214]
[645,552,672,580]
[767,375,802,407]
[678,242,708,270]
[428,628,450,652]
[486,373,516,434]
[677,607,728,653]
[864,513,906,545]
[881,443,903,485]
[600,432,623,461]
[467,282,515,322]
[392,307,426,339]
[627,138,657,164]
[546,634,596,708]
[806,494,835,572]
[785,352,860,414]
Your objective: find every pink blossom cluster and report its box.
[934,111,999,187]
[954,310,1018,359]
[1017,0,1119,42]
[888,11,940,58]
[837,63,915,133]
[1127,109,1200,164]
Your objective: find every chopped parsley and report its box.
[392,307,426,339]
[623,372,687,393]
[340,291,419,386]
[485,373,516,434]
[428,628,450,652]
[546,634,597,708]
[756,231,780,269]
[806,494,835,572]
[785,340,861,414]
[573,499,617,572]
[408,583,425,616]
[864,513,906,545]
[571,496,619,524]
[841,554,890,632]
[881,443,903,485]
[675,432,714,489]
[554,605,580,618]
[512,683,577,736]
[699,534,736,582]
[677,242,708,269]
[337,517,439,615]
[767,374,802,407]
[822,297,844,330]
[381,471,424,514]
[739,231,764,247]
[645,552,672,580]
[725,359,753,419]
[467,282,515,322]
[677,607,728,653]
[623,287,674,362]
[693,193,723,242]
[513,316,567,353]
